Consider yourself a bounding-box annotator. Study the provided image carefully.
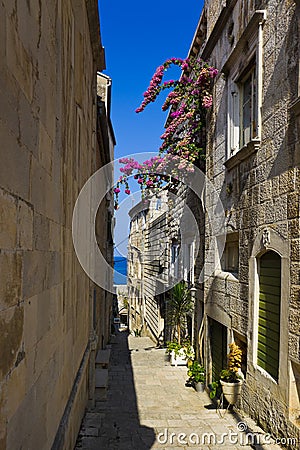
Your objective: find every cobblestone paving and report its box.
[75,331,281,450]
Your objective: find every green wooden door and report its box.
[258,251,281,381]
[210,319,227,381]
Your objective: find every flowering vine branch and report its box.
[114,57,218,208]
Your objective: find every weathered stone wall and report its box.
[0,1,111,449]
[127,184,206,348]
[143,209,168,341]
[202,0,300,446]
[127,203,149,334]
[206,0,257,38]
[128,193,171,342]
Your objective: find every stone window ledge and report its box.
[224,139,261,170]
[254,364,278,385]
[214,269,239,283]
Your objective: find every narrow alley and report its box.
[0,1,299,447]
[75,331,281,450]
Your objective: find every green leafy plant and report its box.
[166,339,194,359]
[209,381,221,399]
[220,369,242,383]
[166,341,182,356]
[167,281,193,346]
[187,361,205,384]
[182,338,195,362]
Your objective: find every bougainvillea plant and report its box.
[114,57,218,209]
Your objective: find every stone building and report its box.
[127,198,150,335]
[128,193,174,341]
[128,0,300,444]
[127,186,203,347]
[188,0,300,446]
[113,284,128,328]
[0,1,114,449]
[95,72,115,350]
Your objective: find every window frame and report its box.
[249,228,289,403]
[227,58,259,159]
[170,242,180,279]
[221,232,239,275]
[222,10,266,166]
[240,65,257,148]
[257,251,281,381]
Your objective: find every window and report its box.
[170,242,180,279]
[141,211,146,230]
[257,251,281,381]
[156,197,162,210]
[223,10,266,163]
[250,227,289,397]
[183,242,195,284]
[228,63,258,157]
[221,232,239,274]
[240,67,257,147]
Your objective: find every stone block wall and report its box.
[202,0,300,446]
[0,1,110,449]
[127,183,206,348]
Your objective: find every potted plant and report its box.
[182,338,195,363]
[166,339,194,366]
[166,282,194,365]
[166,341,182,361]
[219,342,244,405]
[187,361,205,392]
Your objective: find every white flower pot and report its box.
[220,379,243,405]
[170,349,187,366]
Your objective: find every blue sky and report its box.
[98,1,204,260]
[99,0,204,158]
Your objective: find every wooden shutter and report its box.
[258,251,281,381]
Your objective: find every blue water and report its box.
[114,256,127,285]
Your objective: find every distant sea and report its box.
[114,256,127,285]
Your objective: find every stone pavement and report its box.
[75,331,282,450]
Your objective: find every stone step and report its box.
[95,368,108,401]
[95,349,111,369]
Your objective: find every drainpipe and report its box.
[190,286,197,348]
[256,10,267,141]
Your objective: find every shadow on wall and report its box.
[215,6,299,233]
[264,6,298,179]
[75,330,155,449]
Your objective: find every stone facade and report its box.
[127,0,300,445]
[192,0,300,447]
[127,185,203,347]
[114,284,128,327]
[0,1,113,449]
[127,199,150,335]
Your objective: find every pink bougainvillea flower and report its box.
[114,56,218,208]
[202,95,213,108]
